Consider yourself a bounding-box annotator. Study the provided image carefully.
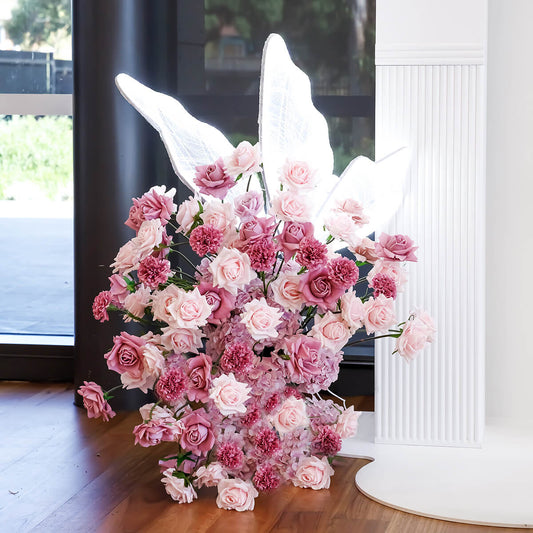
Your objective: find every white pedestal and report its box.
[340,413,533,528]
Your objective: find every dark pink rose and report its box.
[104,332,146,379]
[375,232,418,262]
[197,281,235,324]
[108,274,130,306]
[180,408,216,456]
[92,291,112,322]
[281,335,324,382]
[137,185,176,225]
[278,221,314,260]
[124,198,145,232]
[186,353,212,402]
[300,267,344,311]
[239,216,276,247]
[78,381,115,422]
[194,158,236,199]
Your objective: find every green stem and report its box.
[345,333,398,346]
[174,250,201,274]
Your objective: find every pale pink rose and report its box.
[120,367,156,393]
[234,191,264,221]
[209,373,251,416]
[209,248,256,295]
[139,185,177,225]
[363,294,396,334]
[78,381,115,421]
[161,468,197,504]
[271,396,309,435]
[216,478,258,512]
[270,272,304,312]
[139,403,176,422]
[141,343,166,378]
[151,284,183,325]
[167,288,212,329]
[176,196,201,234]
[335,406,361,438]
[367,259,408,290]
[271,191,312,222]
[111,239,141,275]
[194,462,228,488]
[200,199,237,241]
[310,312,352,352]
[340,291,365,331]
[224,141,262,179]
[160,326,203,354]
[411,309,436,342]
[396,321,430,361]
[325,213,358,246]
[333,198,369,227]
[123,285,151,321]
[241,298,283,341]
[293,456,334,490]
[349,236,380,264]
[134,219,165,261]
[279,159,317,190]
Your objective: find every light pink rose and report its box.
[270,272,304,312]
[141,343,166,379]
[216,478,258,512]
[335,406,361,438]
[169,288,212,329]
[194,462,228,488]
[200,199,237,241]
[234,191,264,221]
[123,285,151,321]
[411,309,436,342]
[325,213,358,246]
[279,159,317,190]
[160,326,203,354]
[139,403,176,422]
[78,381,115,421]
[151,285,183,325]
[209,248,256,295]
[293,456,334,490]
[271,191,312,222]
[367,259,408,290]
[311,312,352,352]
[224,141,262,179]
[340,290,365,331]
[135,219,165,261]
[270,396,309,435]
[176,196,201,234]
[194,157,236,199]
[349,236,379,264]
[209,373,251,416]
[375,232,418,262]
[333,198,369,227]
[363,294,396,334]
[241,298,283,341]
[111,239,141,275]
[396,321,431,361]
[161,468,197,504]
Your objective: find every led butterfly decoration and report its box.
[115,34,409,251]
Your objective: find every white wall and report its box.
[486,0,533,422]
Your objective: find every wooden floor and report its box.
[0,383,525,533]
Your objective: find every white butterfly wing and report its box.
[115,73,235,197]
[259,34,334,208]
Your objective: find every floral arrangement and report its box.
[78,34,434,511]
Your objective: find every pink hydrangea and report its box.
[92,291,112,322]
[189,224,224,256]
[137,255,171,288]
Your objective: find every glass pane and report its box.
[0,0,72,93]
[204,0,375,96]
[0,115,73,336]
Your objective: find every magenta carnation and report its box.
[137,255,171,288]
[246,237,277,271]
[370,273,397,299]
[93,290,112,322]
[264,394,280,413]
[189,224,224,256]
[253,463,281,492]
[241,404,261,427]
[156,367,189,404]
[328,257,359,289]
[254,427,281,458]
[312,425,342,456]
[219,342,255,374]
[296,237,328,269]
[217,442,245,470]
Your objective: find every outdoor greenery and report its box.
[0,116,73,201]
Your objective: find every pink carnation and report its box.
[296,237,328,269]
[194,158,236,199]
[312,425,342,456]
[246,238,277,271]
[78,381,115,422]
[92,291,112,322]
[328,257,359,289]
[189,224,224,256]
[137,255,171,289]
[253,427,281,458]
[219,342,255,374]
[253,463,281,492]
[241,404,261,427]
[370,273,397,299]
[130,185,176,229]
[217,442,245,470]
[156,367,189,404]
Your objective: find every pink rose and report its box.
[270,396,309,435]
[363,294,396,334]
[375,232,418,262]
[368,260,408,291]
[300,267,344,311]
[241,298,283,341]
[293,456,334,490]
[271,191,312,222]
[133,418,183,447]
[78,381,115,422]
[194,157,236,199]
[325,213,357,246]
[108,273,130,306]
[160,326,203,354]
[209,248,256,295]
[335,406,361,438]
[411,309,436,342]
[277,221,314,261]
[125,198,145,232]
[216,478,259,511]
[234,191,263,221]
[197,281,236,324]
[123,285,151,321]
[151,284,184,325]
[209,373,251,416]
[186,353,212,402]
[396,319,432,361]
[340,291,365,331]
[279,159,317,190]
[161,468,197,504]
[200,199,237,241]
[310,312,352,352]
[176,196,201,234]
[349,236,379,264]
[333,198,369,227]
[238,216,276,247]
[111,239,141,275]
[224,141,262,179]
[141,343,166,379]
[180,408,216,456]
[134,219,165,261]
[105,332,146,379]
[137,185,176,225]
[270,272,304,312]
[153,287,211,329]
[194,462,228,488]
